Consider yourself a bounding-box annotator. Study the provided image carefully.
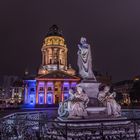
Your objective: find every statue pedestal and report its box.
[56,116,129,126]
[57,106,128,125]
[78,80,100,106]
[54,115,129,139]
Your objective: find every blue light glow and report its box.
[24,80,36,106]
[47,92,53,104]
[39,93,44,104]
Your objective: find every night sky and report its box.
[0,1,140,82]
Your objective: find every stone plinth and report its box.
[56,116,129,127]
[78,80,100,106]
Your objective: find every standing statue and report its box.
[97,84,121,117]
[77,37,96,80]
[58,85,89,119]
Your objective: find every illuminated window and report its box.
[14,95,18,98]
[40,97,43,104]
[49,59,52,64]
[64,87,68,91]
[55,87,58,91]
[30,98,33,103]
[39,94,44,104]
[30,88,35,92]
[71,87,76,91]
[60,59,61,64]
[47,92,53,104]
[14,88,19,93]
[29,95,35,104]
[48,87,52,91]
[64,92,69,100]
[39,87,44,91]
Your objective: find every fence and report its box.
[0,110,140,140]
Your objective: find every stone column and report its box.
[57,48,60,70]
[36,81,39,104]
[53,81,55,104]
[52,48,54,64]
[44,82,47,104]
[45,50,48,65]
[61,81,64,102]
[44,51,46,65]
[69,81,72,91]
[42,51,44,65]
[24,83,28,104]
[65,48,68,68]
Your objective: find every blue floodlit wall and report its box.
[24,80,36,107]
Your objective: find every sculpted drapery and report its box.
[77,37,96,80]
[58,86,89,118]
[98,85,121,117]
[68,86,89,118]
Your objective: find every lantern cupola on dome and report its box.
[46,24,63,37]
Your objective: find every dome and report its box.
[43,25,65,47]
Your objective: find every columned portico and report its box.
[35,71,80,105]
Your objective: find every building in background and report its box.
[113,76,140,106]
[24,25,80,106]
[94,71,112,85]
[113,80,132,106]
[0,75,23,107]
[2,75,19,99]
[1,25,112,107]
[130,76,140,106]
[11,80,24,104]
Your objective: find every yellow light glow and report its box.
[44,36,65,46]
[134,78,139,81]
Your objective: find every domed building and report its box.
[24,25,80,106]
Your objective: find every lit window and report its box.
[39,87,44,91]
[48,87,52,91]
[64,87,68,91]
[30,88,35,92]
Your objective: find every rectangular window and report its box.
[64,87,68,91]
[47,92,53,104]
[48,87,52,91]
[55,87,58,91]
[64,92,69,101]
[39,87,44,91]
[14,88,19,93]
[30,88,35,92]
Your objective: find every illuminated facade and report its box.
[113,80,133,106]
[24,25,80,106]
[11,80,24,104]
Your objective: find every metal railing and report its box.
[0,110,140,140]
